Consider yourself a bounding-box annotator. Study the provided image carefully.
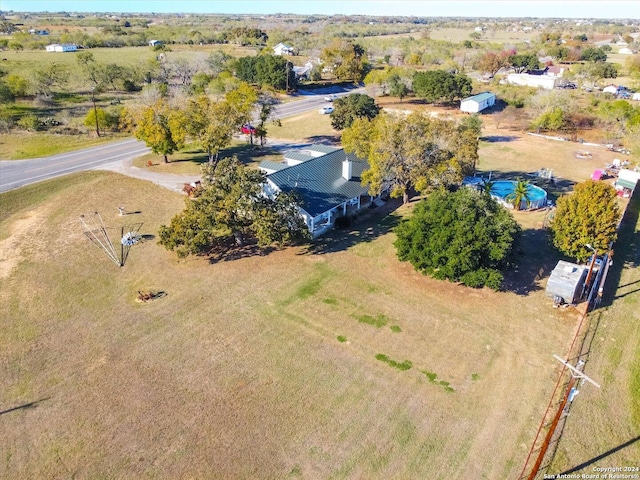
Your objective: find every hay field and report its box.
[0,168,578,479]
[429,27,538,44]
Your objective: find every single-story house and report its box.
[260,147,378,237]
[506,73,559,90]
[45,43,77,52]
[273,42,294,56]
[603,84,618,95]
[546,260,588,305]
[149,39,162,47]
[460,91,496,113]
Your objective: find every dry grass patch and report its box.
[0,171,579,479]
[267,110,340,143]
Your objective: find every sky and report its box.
[2,0,639,20]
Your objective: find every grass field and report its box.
[0,44,258,91]
[0,133,117,160]
[429,27,538,44]
[0,167,578,479]
[267,110,339,143]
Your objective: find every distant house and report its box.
[506,73,559,89]
[29,29,49,35]
[632,92,640,101]
[602,84,618,95]
[460,92,496,113]
[273,42,294,56]
[292,61,314,80]
[148,39,162,47]
[45,43,77,52]
[260,146,379,237]
[619,47,633,55]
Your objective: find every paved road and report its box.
[0,86,365,193]
[0,138,150,193]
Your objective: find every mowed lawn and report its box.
[0,170,577,479]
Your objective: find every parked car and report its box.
[241,124,256,135]
[324,94,338,102]
[319,106,334,114]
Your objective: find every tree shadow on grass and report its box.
[304,134,341,145]
[303,198,403,255]
[503,227,564,296]
[480,135,519,142]
[207,238,276,264]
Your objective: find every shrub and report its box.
[17,115,39,132]
[123,79,141,92]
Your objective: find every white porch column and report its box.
[357,196,361,209]
[310,217,314,232]
[342,202,347,216]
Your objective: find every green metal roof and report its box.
[305,145,341,154]
[616,178,636,190]
[462,91,496,103]
[259,160,288,172]
[283,152,315,162]
[267,148,370,217]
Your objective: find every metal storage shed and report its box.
[460,92,496,113]
[545,261,588,305]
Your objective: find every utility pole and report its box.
[91,86,100,137]
[582,243,598,299]
[285,61,290,92]
[526,356,600,480]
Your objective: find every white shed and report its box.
[45,43,77,52]
[632,92,640,101]
[603,84,618,95]
[460,92,496,113]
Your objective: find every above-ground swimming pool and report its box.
[490,180,548,210]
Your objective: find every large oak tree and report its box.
[395,188,520,290]
[158,157,308,257]
[342,111,477,203]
